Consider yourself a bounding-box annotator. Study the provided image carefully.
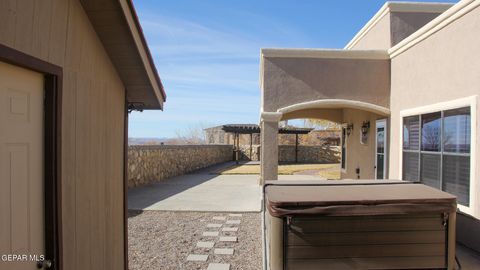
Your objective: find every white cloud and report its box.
[129,11,311,137]
[141,17,262,61]
[160,63,259,93]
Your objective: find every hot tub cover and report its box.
[265,180,456,217]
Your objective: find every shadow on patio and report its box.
[128,162,262,212]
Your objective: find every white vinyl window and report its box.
[402,106,472,207]
[400,96,478,216]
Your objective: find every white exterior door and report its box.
[375,119,387,179]
[0,61,45,269]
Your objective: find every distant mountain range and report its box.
[128,137,170,145]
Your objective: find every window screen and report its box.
[420,153,441,189]
[443,107,470,153]
[402,152,419,182]
[403,116,420,150]
[402,106,471,207]
[421,112,441,152]
[443,155,470,206]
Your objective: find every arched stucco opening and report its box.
[277,99,390,116]
[281,109,343,123]
[260,99,391,184]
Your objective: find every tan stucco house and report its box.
[0,0,165,269]
[260,0,480,253]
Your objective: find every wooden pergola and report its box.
[220,124,313,164]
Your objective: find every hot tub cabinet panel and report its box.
[264,181,457,270]
[286,215,447,269]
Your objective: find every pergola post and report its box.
[260,112,282,185]
[235,133,239,164]
[250,133,253,160]
[295,133,299,163]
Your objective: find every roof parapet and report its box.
[261,48,389,60]
[345,1,454,49]
[259,48,389,95]
[389,0,479,58]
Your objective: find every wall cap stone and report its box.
[128,144,232,150]
[260,112,283,123]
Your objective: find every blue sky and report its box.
[129,0,457,138]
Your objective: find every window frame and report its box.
[399,96,477,216]
[375,119,388,179]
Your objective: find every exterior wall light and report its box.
[346,124,354,136]
[360,121,370,144]
[361,121,370,135]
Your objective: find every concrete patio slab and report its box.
[207,223,222,228]
[226,220,241,225]
[214,248,234,255]
[278,174,327,180]
[207,263,230,270]
[222,227,238,232]
[219,236,237,242]
[186,254,208,261]
[128,162,261,212]
[457,244,480,269]
[203,231,219,237]
[196,241,215,248]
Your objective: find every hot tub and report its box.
[264,180,457,270]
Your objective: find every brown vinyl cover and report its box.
[265,181,457,217]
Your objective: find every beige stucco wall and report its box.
[341,109,386,179]
[281,108,343,123]
[349,10,444,50]
[0,0,126,269]
[389,4,480,217]
[262,57,390,112]
[349,12,392,50]
[390,12,443,47]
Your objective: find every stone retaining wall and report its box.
[278,145,340,163]
[239,145,340,163]
[128,145,233,188]
[238,145,261,161]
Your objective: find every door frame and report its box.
[341,126,348,173]
[0,44,62,269]
[375,119,387,179]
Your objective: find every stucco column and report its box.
[260,112,282,185]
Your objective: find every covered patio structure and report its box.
[219,124,313,163]
[259,49,391,184]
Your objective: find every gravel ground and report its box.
[128,211,262,270]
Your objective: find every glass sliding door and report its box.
[341,127,347,171]
[375,119,387,179]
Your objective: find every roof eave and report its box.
[80,0,166,110]
[124,0,166,103]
